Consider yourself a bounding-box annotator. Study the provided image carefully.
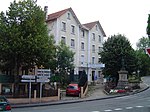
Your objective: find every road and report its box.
[12,76,150,112]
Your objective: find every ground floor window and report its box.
[2,84,12,95]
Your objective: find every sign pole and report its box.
[29,81,31,103]
[40,82,42,102]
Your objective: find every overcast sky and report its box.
[1,0,150,49]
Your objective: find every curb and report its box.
[12,83,149,108]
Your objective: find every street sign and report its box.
[22,75,35,79]
[37,77,50,83]
[21,79,35,83]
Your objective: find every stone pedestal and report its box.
[117,70,128,89]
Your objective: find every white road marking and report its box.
[136,106,144,108]
[126,107,133,109]
[104,110,113,111]
[114,108,122,111]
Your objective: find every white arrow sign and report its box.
[22,75,35,79]
[21,79,35,83]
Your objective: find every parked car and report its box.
[66,83,81,97]
[0,96,11,112]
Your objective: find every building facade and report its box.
[46,8,106,84]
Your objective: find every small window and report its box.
[71,39,75,48]
[81,30,85,37]
[67,13,71,20]
[81,55,84,64]
[98,57,101,63]
[99,47,103,52]
[71,25,75,34]
[61,36,66,44]
[99,35,101,43]
[92,57,95,64]
[92,45,95,53]
[62,22,66,31]
[96,25,98,31]
[92,33,95,41]
[81,42,84,50]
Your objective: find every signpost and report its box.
[21,75,36,103]
[37,66,51,102]
[21,68,51,103]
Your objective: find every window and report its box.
[67,13,71,20]
[96,25,98,31]
[99,35,101,43]
[61,36,66,44]
[92,57,95,64]
[62,22,66,31]
[98,57,101,63]
[98,47,102,52]
[92,45,95,53]
[71,25,75,34]
[81,42,84,50]
[80,55,84,64]
[92,33,95,41]
[81,30,85,37]
[71,39,75,48]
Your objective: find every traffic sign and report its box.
[37,76,50,82]
[21,79,36,83]
[22,75,35,79]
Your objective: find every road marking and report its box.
[114,108,122,111]
[126,107,133,109]
[104,110,113,111]
[92,111,100,112]
[136,106,144,108]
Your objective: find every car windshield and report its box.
[0,97,7,103]
[67,86,78,90]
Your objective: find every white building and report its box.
[46,8,106,84]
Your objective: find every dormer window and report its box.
[67,13,71,20]
[96,25,98,31]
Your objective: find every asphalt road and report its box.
[12,76,150,112]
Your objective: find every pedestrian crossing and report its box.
[91,105,145,112]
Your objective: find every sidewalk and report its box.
[10,82,149,108]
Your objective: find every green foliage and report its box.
[99,34,137,81]
[136,37,150,50]
[52,42,75,86]
[128,75,140,83]
[136,37,150,76]
[0,0,55,75]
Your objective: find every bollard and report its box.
[34,90,37,99]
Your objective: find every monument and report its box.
[116,57,128,89]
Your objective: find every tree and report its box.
[52,42,75,86]
[99,34,137,83]
[136,37,150,76]
[0,0,55,75]
[136,37,150,50]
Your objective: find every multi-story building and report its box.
[46,8,106,84]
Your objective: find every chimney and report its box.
[44,6,48,20]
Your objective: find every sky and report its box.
[0,0,150,49]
